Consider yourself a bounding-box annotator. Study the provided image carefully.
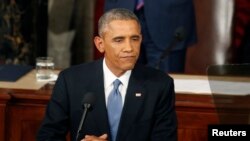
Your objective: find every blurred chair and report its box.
[185,0,234,74]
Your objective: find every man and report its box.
[104,0,197,72]
[37,8,177,141]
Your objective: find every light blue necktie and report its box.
[107,79,122,141]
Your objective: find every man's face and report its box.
[95,20,142,76]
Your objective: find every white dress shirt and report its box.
[103,59,131,106]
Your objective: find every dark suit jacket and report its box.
[104,0,197,51]
[37,59,177,141]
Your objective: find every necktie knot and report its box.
[113,79,121,91]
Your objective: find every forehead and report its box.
[108,19,139,26]
[104,20,141,36]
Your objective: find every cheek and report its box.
[136,46,141,52]
[105,47,120,59]
[133,46,141,54]
[109,45,122,54]
[132,42,141,51]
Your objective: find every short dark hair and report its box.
[98,8,141,36]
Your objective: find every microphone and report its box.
[76,92,96,141]
[156,27,186,69]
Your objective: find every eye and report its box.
[132,37,140,41]
[113,37,124,43]
[114,38,123,42]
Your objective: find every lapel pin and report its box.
[135,93,142,97]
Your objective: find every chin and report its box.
[122,64,135,71]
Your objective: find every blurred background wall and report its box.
[1,0,250,74]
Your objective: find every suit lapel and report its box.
[89,60,111,136]
[117,67,146,140]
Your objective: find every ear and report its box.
[94,36,105,53]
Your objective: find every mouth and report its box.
[120,56,136,61]
[122,55,134,58]
[121,55,135,59]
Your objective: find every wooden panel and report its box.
[2,86,71,141]
[0,93,11,141]
[178,128,207,141]
[6,103,47,141]
[1,87,51,141]
[176,94,219,141]
[177,111,218,141]
[22,120,43,141]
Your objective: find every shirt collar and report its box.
[103,58,131,88]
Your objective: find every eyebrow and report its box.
[113,36,125,40]
[112,35,140,40]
